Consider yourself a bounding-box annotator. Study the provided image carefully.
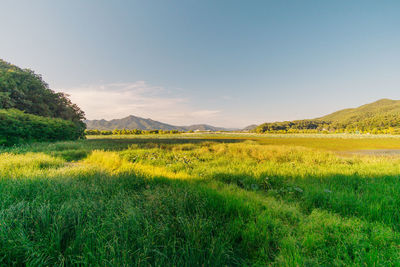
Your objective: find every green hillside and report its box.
[0,59,86,145]
[256,99,400,134]
[319,99,400,123]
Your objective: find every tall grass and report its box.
[1,136,400,265]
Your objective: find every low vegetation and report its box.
[1,134,400,265]
[0,109,85,146]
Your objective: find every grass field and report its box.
[1,133,400,265]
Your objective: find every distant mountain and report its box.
[242,124,258,131]
[256,99,400,133]
[183,124,231,131]
[86,115,179,131]
[85,115,231,131]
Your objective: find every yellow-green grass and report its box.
[87,133,400,151]
[1,136,400,265]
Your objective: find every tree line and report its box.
[0,109,85,146]
[255,119,400,134]
[85,129,187,135]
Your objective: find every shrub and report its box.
[0,109,85,146]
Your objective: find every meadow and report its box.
[1,133,400,266]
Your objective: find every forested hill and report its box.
[256,99,400,134]
[0,59,86,145]
[0,59,85,122]
[85,115,231,131]
[318,99,400,123]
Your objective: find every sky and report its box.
[1,0,400,128]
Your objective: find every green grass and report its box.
[1,134,400,265]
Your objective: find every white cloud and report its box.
[61,81,223,126]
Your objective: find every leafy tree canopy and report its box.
[0,59,85,122]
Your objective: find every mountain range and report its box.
[85,115,235,131]
[86,99,400,133]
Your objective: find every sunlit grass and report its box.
[1,135,400,265]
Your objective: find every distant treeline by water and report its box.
[85,129,185,135]
[255,119,400,135]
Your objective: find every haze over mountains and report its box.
[85,115,236,131]
[86,99,400,133]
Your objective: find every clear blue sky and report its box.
[1,0,400,127]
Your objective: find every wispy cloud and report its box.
[190,110,221,117]
[61,81,222,126]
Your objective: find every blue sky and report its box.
[1,0,400,127]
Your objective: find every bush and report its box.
[0,109,85,146]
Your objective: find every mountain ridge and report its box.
[85,115,235,131]
[256,99,400,133]
[317,99,400,122]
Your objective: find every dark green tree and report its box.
[0,59,85,122]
